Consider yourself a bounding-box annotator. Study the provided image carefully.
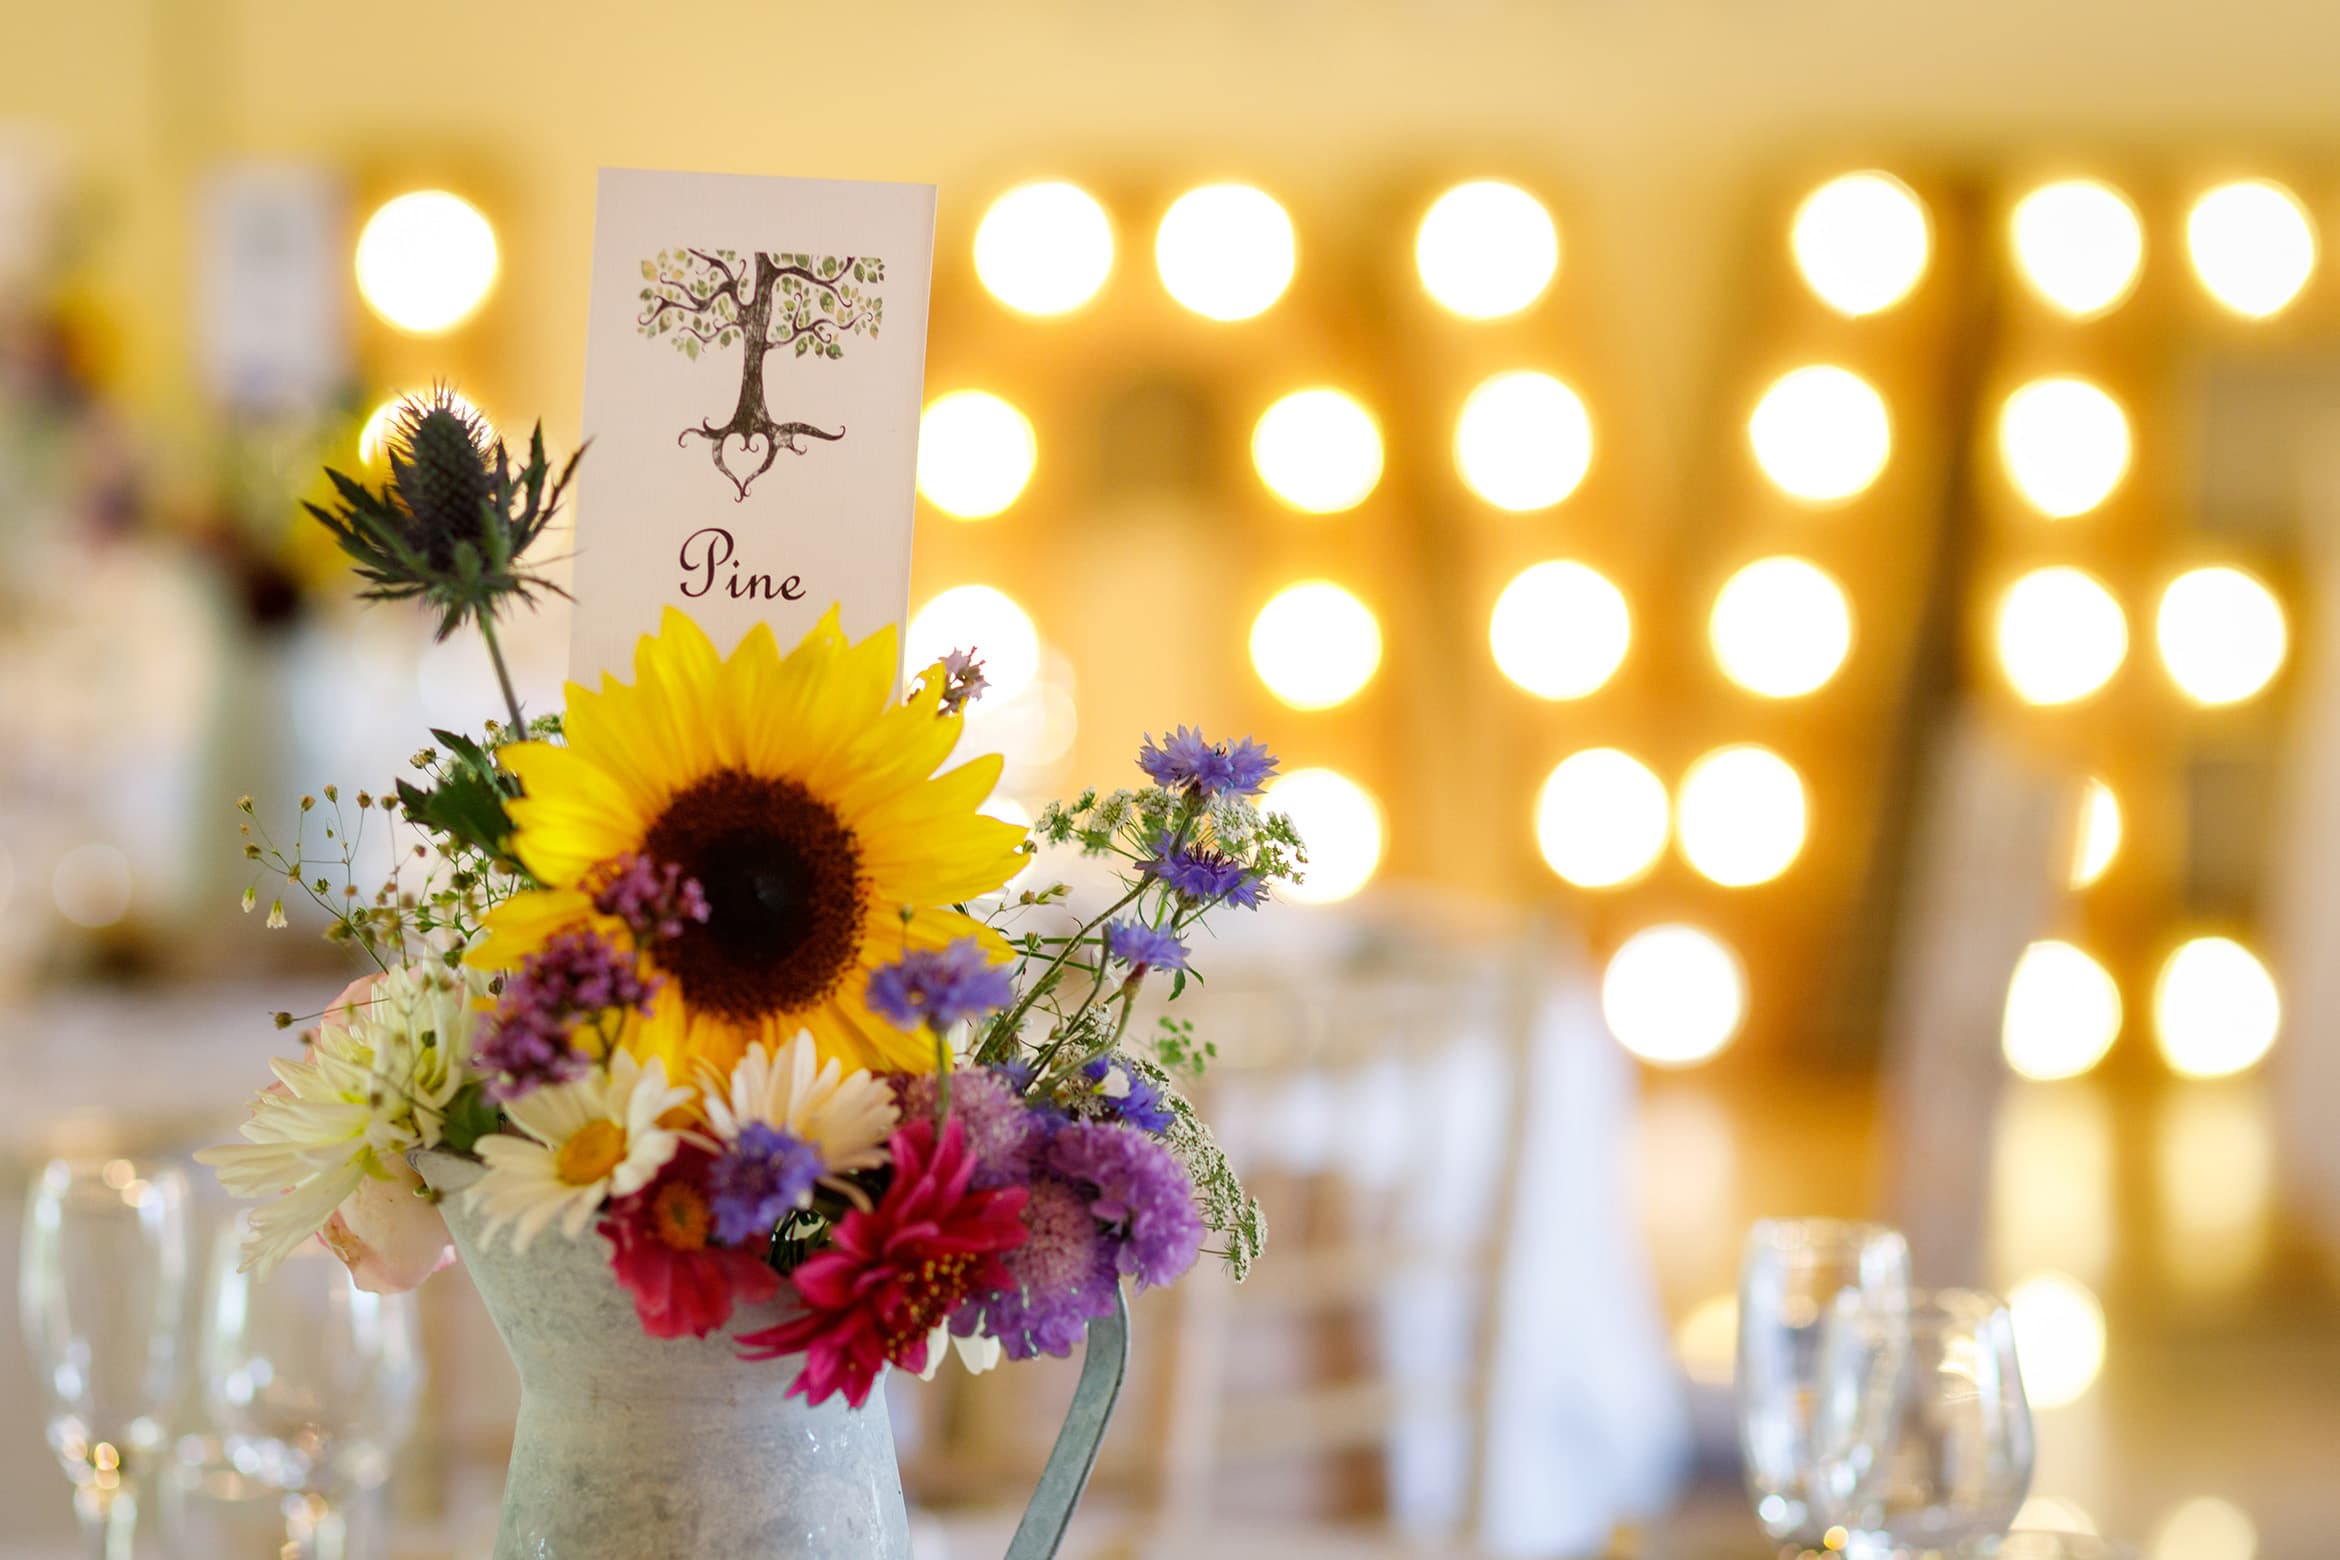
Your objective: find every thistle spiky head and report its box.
[305,385,584,641]
[387,391,499,571]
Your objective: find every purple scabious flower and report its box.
[1143,834,1264,909]
[589,852,709,946]
[1078,1056,1176,1135]
[956,1173,1121,1359]
[475,929,656,1099]
[1048,1121,1204,1289]
[866,937,1016,1032]
[1104,920,1188,973]
[706,1123,825,1246]
[1137,726,1278,800]
[896,1066,1047,1189]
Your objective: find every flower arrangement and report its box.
[201,390,1301,1409]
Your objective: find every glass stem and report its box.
[73,1483,136,1560]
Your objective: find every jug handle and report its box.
[1002,1285,1131,1559]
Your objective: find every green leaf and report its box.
[685,338,698,360]
[640,260,655,278]
[437,1081,504,1157]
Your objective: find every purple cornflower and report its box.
[1137,726,1278,800]
[706,1123,824,1246]
[1143,834,1264,909]
[936,649,989,716]
[475,929,657,1099]
[1078,1056,1175,1135]
[589,852,709,946]
[896,1066,1047,1188]
[1104,920,1188,973]
[866,938,1016,1032]
[955,1173,1121,1359]
[1048,1121,1204,1289]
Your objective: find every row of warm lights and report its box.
[2001,935,2281,1081]
[973,177,1560,322]
[1996,563,2287,707]
[916,372,1595,522]
[1792,169,2321,322]
[1750,362,2135,519]
[1244,556,1856,716]
[1537,746,1806,890]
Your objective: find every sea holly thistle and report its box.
[304,388,579,735]
[634,247,886,501]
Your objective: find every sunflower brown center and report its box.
[642,768,868,1021]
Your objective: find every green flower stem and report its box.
[983,881,1147,1065]
[475,611,528,738]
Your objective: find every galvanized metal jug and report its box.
[416,1150,1126,1560]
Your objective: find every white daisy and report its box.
[467,1053,692,1251]
[199,963,489,1277]
[699,1031,898,1201]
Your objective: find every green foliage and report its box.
[436,1081,504,1158]
[394,726,524,873]
[304,389,578,643]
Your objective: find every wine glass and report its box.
[18,1155,193,1560]
[1813,1286,2036,1558]
[1736,1217,1912,1546]
[200,1222,423,1559]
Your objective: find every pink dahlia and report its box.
[599,1146,781,1339]
[738,1118,1028,1407]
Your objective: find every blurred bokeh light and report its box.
[1268,769,1384,903]
[1489,561,1630,700]
[1415,180,1558,318]
[2071,777,2122,889]
[2156,566,2287,706]
[354,190,498,334]
[1675,744,1806,888]
[907,584,1041,702]
[1748,365,1890,503]
[1155,183,1295,321]
[2151,1497,2260,1560]
[1536,749,1669,889]
[1249,581,1382,709]
[2187,180,2316,318]
[1997,567,2128,705]
[917,390,1037,518]
[1998,377,2131,518]
[2154,936,2280,1078]
[2012,179,2146,317]
[1791,171,1930,317]
[1454,371,1593,511]
[1709,556,1852,698]
[2002,940,2123,1081]
[1601,924,1747,1067]
[975,181,1114,315]
[2008,1271,2108,1408]
[1252,388,1383,513]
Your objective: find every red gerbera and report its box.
[738,1117,1028,1407]
[600,1145,782,1339]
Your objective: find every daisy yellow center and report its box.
[644,768,870,1021]
[556,1120,629,1185]
[652,1182,713,1252]
[878,1252,980,1360]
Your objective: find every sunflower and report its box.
[470,606,1026,1079]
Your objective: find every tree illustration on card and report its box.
[636,248,885,501]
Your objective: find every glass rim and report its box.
[1743,1216,1907,1255]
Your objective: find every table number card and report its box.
[570,167,937,681]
